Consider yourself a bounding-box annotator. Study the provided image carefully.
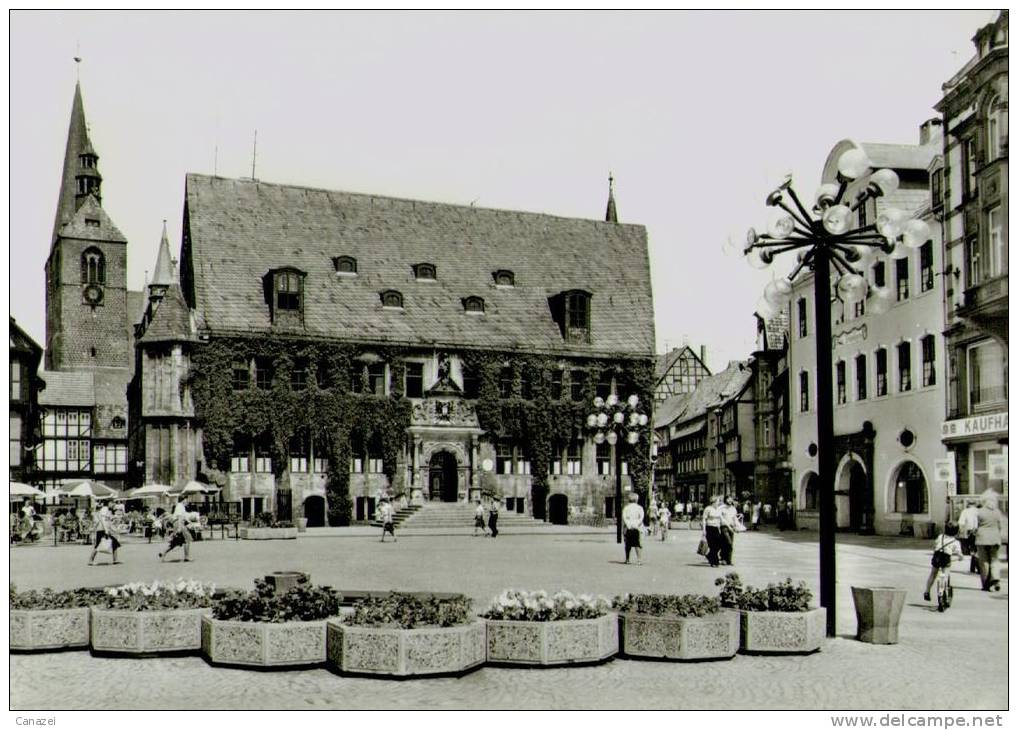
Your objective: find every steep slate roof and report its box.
[56,196,126,244]
[10,317,43,359]
[140,283,196,344]
[858,142,938,172]
[654,361,752,429]
[38,370,95,407]
[51,82,99,247]
[183,174,654,357]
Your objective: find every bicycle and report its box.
[934,560,954,612]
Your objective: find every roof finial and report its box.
[251,129,258,181]
[605,170,618,224]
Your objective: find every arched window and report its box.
[493,269,515,287]
[380,290,404,309]
[333,256,357,275]
[802,472,819,510]
[462,296,485,314]
[81,247,105,285]
[986,95,1006,162]
[413,263,436,281]
[893,461,928,514]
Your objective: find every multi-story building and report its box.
[9,318,44,484]
[130,173,655,525]
[39,80,140,493]
[654,345,711,403]
[935,10,1008,514]
[789,123,948,535]
[750,312,792,508]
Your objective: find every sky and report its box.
[9,10,995,372]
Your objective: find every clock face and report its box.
[83,283,104,305]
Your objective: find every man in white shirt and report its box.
[378,499,396,543]
[622,492,645,564]
[956,501,980,573]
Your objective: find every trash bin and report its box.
[297,517,308,533]
[851,586,907,644]
[266,571,309,595]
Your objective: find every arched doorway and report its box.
[304,495,325,527]
[548,493,569,525]
[429,451,458,502]
[801,472,819,510]
[835,457,867,531]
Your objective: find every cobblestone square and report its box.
[9,526,1008,710]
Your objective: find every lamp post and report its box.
[743,148,930,637]
[586,394,650,544]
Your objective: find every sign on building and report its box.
[941,412,1009,440]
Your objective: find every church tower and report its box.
[44,79,131,372]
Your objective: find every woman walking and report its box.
[88,504,121,566]
[719,496,739,566]
[701,495,725,567]
[487,499,499,538]
[974,491,1006,592]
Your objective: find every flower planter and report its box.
[201,615,327,668]
[484,613,618,666]
[10,607,91,652]
[851,586,907,644]
[239,527,298,540]
[739,607,826,654]
[327,620,485,677]
[619,610,739,661]
[90,607,212,656]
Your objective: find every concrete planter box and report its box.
[851,586,907,644]
[739,607,826,654]
[10,607,91,652]
[619,610,739,661]
[239,527,298,540]
[327,620,485,677]
[90,607,212,656]
[201,615,327,668]
[485,613,618,666]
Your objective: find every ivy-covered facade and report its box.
[132,173,655,526]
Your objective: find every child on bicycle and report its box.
[924,522,963,601]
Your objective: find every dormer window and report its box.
[463,296,485,314]
[333,256,358,276]
[275,270,303,311]
[493,270,515,287]
[81,247,106,284]
[548,290,592,344]
[381,290,404,309]
[85,218,100,228]
[413,263,436,281]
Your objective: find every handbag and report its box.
[97,536,114,554]
[734,515,748,533]
[696,535,710,557]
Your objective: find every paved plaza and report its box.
[9,525,1009,710]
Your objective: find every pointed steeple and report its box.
[150,221,177,288]
[51,79,103,247]
[605,172,618,223]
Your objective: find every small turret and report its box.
[605,173,619,224]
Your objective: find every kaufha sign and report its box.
[941,413,1008,440]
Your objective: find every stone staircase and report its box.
[368,504,421,529]
[397,501,553,530]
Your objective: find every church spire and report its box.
[150,220,177,288]
[605,172,618,223]
[51,75,103,246]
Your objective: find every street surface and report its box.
[8,525,1009,710]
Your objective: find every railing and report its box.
[963,274,1008,311]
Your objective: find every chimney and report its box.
[919,118,943,146]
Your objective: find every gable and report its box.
[56,196,127,244]
[184,174,655,357]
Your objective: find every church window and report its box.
[493,270,515,287]
[463,296,485,314]
[380,290,404,309]
[81,248,105,285]
[413,263,436,281]
[333,256,357,275]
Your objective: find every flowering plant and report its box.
[612,592,720,617]
[715,572,813,612]
[101,579,217,611]
[343,592,473,629]
[212,578,340,623]
[249,512,293,529]
[481,589,611,621]
[10,585,108,610]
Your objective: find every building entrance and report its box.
[847,462,866,530]
[303,495,325,527]
[429,451,459,502]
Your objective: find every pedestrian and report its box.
[701,495,724,567]
[957,499,981,573]
[88,504,121,565]
[622,492,644,564]
[741,498,752,528]
[378,498,396,543]
[159,496,193,562]
[720,496,739,566]
[657,503,670,542]
[776,497,787,530]
[751,500,762,531]
[19,499,37,542]
[764,502,773,523]
[473,500,487,536]
[487,499,499,538]
[648,499,658,537]
[923,522,963,602]
[973,491,1006,592]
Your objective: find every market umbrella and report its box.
[130,483,173,498]
[9,482,45,499]
[170,481,220,495]
[57,480,119,500]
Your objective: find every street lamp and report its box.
[743,148,930,637]
[586,394,650,544]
